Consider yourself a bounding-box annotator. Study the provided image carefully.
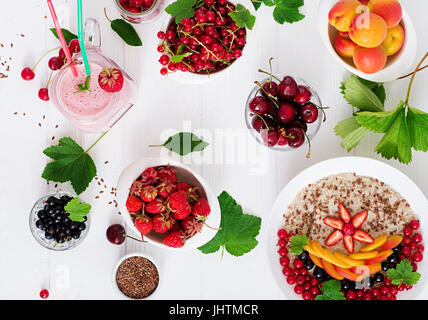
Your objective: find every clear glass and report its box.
[50,18,138,133]
[245,76,323,152]
[114,0,165,24]
[29,191,90,251]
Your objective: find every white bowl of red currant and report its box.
[245,69,324,155]
[156,0,255,84]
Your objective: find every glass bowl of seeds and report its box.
[29,191,90,251]
[112,253,160,299]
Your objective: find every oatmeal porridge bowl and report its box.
[267,157,427,300]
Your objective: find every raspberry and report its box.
[152,214,175,233]
[192,198,211,220]
[130,180,144,196]
[172,204,191,220]
[168,191,189,210]
[157,166,177,184]
[126,195,142,213]
[141,167,158,185]
[140,185,157,202]
[181,215,203,238]
[176,182,190,192]
[163,230,186,248]
[157,183,177,198]
[134,215,153,234]
[145,198,166,214]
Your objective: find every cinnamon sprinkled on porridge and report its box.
[283,173,416,253]
[116,256,159,299]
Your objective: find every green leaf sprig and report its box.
[198,191,262,257]
[335,52,428,164]
[228,4,256,30]
[74,75,91,93]
[64,198,91,222]
[315,280,346,300]
[387,259,421,286]
[149,132,209,156]
[42,132,108,195]
[50,28,77,44]
[104,9,142,47]
[289,234,308,255]
[252,0,305,25]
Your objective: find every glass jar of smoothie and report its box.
[114,0,165,24]
[50,18,138,133]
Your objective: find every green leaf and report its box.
[198,191,261,257]
[74,75,92,93]
[49,28,77,45]
[356,103,404,133]
[407,106,428,152]
[252,0,263,10]
[170,52,192,63]
[372,85,386,105]
[341,126,370,152]
[165,0,196,24]
[315,280,346,300]
[228,4,256,30]
[376,108,412,164]
[289,235,308,255]
[334,117,361,139]
[262,0,274,6]
[272,0,305,25]
[42,137,97,194]
[387,259,421,286]
[64,198,91,222]
[110,19,142,46]
[159,132,209,156]
[341,75,385,112]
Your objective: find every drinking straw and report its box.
[77,0,91,76]
[46,0,78,77]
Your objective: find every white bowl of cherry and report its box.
[245,69,324,155]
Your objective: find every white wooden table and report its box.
[0,0,427,299]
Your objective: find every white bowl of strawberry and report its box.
[156,0,255,84]
[116,158,220,250]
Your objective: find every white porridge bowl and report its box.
[116,158,220,251]
[267,156,427,300]
[318,0,417,82]
[159,0,256,85]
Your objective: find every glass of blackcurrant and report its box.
[245,74,324,155]
[29,191,90,251]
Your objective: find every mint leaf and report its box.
[165,0,196,24]
[356,103,404,133]
[50,28,77,45]
[341,75,384,112]
[272,0,305,25]
[407,106,428,152]
[153,132,209,156]
[387,259,421,286]
[42,137,97,194]
[110,19,142,46]
[289,235,308,255]
[376,108,412,164]
[228,4,256,30]
[198,191,261,257]
[74,75,91,93]
[170,52,192,63]
[315,280,346,300]
[64,198,91,222]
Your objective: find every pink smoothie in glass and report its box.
[59,63,112,117]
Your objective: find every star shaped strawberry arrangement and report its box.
[323,203,374,253]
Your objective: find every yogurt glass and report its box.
[50,18,137,133]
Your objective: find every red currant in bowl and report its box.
[245,73,324,155]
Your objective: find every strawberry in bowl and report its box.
[116,159,220,250]
[156,0,256,84]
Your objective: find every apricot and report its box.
[349,250,379,260]
[353,46,387,74]
[368,0,402,28]
[309,253,324,268]
[382,24,405,56]
[364,249,394,265]
[333,265,361,281]
[334,251,365,267]
[351,262,381,275]
[321,259,344,280]
[349,13,387,48]
[359,0,369,4]
[360,234,388,252]
[379,235,403,251]
[334,34,358,57]
[329,0,362,32]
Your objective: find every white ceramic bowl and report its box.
[116,158,221,250]
[112,252,161,299]
[160,0,256,85]
[267,156,427,300]
[318,0,417,82]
